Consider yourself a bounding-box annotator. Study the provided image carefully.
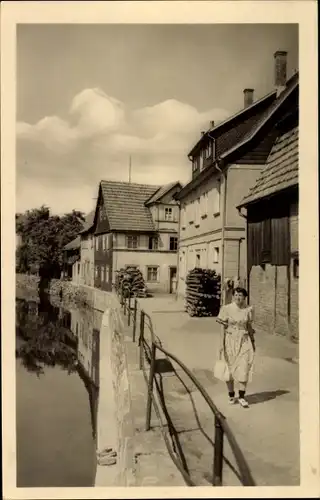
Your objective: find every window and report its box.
[126,235,138,249]
[213,247,220,263]
[147,266,159,282]
[169,237,178,251]
[200,194,205,218]
[95,265,99,279]
[192,157,200,176]
[148,236,158,250]
[180,250,186,279]
[105,265,110,283]
[164,207,173,221]
[196,254,201,267]
[102,265,106,282]
[202,141,212,160]
[195,198,200,226]
[293,257,299,278]
[95,236,99,250]
[189,201,195,223]
[181,206,186,228]
[213,185,221,215]
[107,234,112,250]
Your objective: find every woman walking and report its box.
[216,287,255,408]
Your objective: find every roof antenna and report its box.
[129,155,132,183]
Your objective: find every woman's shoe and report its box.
[229,396,237,405]
[238,397,249,408]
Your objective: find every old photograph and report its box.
[1,3,318,497]
[14,21,300,488]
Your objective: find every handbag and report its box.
[214,356,230,382]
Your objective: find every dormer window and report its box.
[203,140,213,159]
[164,207,173,221]
[192,157,200,177]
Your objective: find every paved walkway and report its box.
[136,295,300,486]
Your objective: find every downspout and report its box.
[175,200,181,300]
[208,131,227,306]
[237,206,249,300]
[219,167,227,305]
[237,237,245,281]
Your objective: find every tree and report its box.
[16,206,85,279]
[16,296,78,376]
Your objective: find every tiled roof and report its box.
[189,91,277,157]
[100,180,160,232]
[79,210,95,234]
[222,72,299,161]
[238,126,298,207]
[177,73,299,202]
[215,109,271,159]
[64,236,81,251]
[145,181,180,205]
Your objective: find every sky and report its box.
[16,23,298,215]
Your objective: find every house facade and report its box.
[175,50,294,302]
[91,180,181,293]
[62,236,81,282]
[238,77,299,340]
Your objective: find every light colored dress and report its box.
[217,302,255,383]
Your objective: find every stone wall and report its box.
[94,300,135,486]
[16,273,113,311]
[16,273,136,485]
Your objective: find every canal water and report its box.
[16,294,102,487]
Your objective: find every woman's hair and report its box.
[232,287,248,298]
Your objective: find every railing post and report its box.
[132,298,137,342]
[123,295,127,316]
[128,295,131,326]
[139,310,145,370]
[213,415,224,486]
[145,342,156,431]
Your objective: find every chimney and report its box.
[210,120,215,128]
[274,50,287,95]
[243,88,254,108]
[201,131,205,136]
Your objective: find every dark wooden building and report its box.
[238,73,299,341]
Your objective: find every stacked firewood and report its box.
[116,267,147,298]
[185,268,221,317]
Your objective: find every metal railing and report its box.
[116,285,255,487]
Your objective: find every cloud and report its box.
[16,88,230,214]
[70,88,125,137]
[17,116,78,153]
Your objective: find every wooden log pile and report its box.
[185,267,221,317]
[116,267,148,298]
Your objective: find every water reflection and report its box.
[69,306,102,439]
[16,294,102,487]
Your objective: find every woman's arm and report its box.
[216,317,228,327]
[216,305,228,354]
[247,306,256,351]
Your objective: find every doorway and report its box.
[169,266,177,294]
